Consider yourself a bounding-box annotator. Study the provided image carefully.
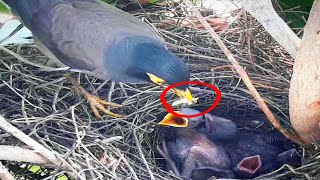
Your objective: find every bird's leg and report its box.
[65,74,123,118]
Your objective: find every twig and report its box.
[0,115,79,179]
[0,46,69,71]
[256,164,312,180]
[181,0,306,146]
[2,81,43,110]
[133,131,156,180]
[0,5,314,179]
[70,106,117,179]
[0,161,15,180]
[0,23,23,45]
[118,150,139,180]
[243,0,301,58]
[0,145,56,167]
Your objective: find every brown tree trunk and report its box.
[289,0,320,144]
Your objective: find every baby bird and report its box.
[158,108,301,179]
[160,108,234,179]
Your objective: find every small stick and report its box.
[0,23,23,45]
[243,0,301,58]
[0,115,79,178]
[133,131,155,180]
[0,161,15,180]
[181,0,306,146]
[0,145,57,167]
[118,151,139,180]
[0,46,69,71]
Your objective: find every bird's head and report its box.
[158,108,204,127]
[158,108,238,138]
[124,37,197,105]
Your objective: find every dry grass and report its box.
[0,3,319,180]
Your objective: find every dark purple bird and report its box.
[2,0,196,119]
[165,128,233,179]
[159,108,301,179]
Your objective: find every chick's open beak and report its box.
[158,112,189,127]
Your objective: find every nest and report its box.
[0,3,319,180]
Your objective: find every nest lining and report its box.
[0,4,319,180]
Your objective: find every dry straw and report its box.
[0,2,319,180]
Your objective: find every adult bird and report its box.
[2,0,196,120]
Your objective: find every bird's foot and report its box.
[66,75,123,119]
[84,92,123,119]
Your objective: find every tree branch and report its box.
[0,145,59,167]
[0,161,15,180]
[0,115,79,178]
[243,0,301,58]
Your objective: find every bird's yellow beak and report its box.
[146,73,198,105]
[174,88,193,101]
[147,73,166,85]
[158,112,189,127]
[172,88,198,106]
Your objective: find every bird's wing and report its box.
[26,0,164,73]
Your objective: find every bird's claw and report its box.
[85,93,123,119]
[66,75,123,119]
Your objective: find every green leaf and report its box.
[0,2,9,14]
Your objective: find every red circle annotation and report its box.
[160,81,222,118]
